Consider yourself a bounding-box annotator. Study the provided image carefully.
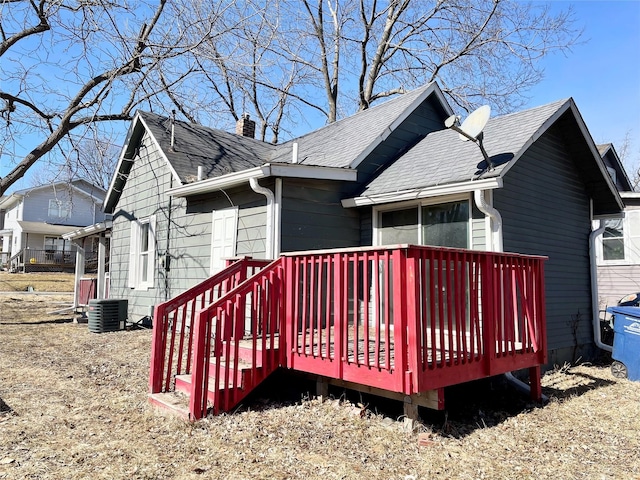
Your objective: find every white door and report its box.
[210,208,238,274]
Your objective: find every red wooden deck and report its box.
[149,245,547,420]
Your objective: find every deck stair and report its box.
[149,245,548,421]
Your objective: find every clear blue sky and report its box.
[3,0,640,191]
[528,0,640,171]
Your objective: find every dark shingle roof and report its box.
[360,99,569,197]
[137,84,441,183]
[138,111,276,183]
[271,84,438,168]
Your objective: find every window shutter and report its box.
[128,221,139,288]
[210,208,238,274]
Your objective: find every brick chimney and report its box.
[236,113,256,138]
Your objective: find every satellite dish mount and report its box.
[444,105,493,169]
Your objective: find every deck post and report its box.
[481,254,497,376]
[316,377,330,402]
[332,253,344,379]
[405,248,420,394]
[392,249,408,393]
[529,365,542,402]
[403,395,420,432]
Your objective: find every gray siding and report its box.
[495,125,593,363]
[110,135,270,321]
[281,179,360,252]
[186,184,268,259]
[109,132,172,320]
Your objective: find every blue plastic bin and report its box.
[606,306,640,381]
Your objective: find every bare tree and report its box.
[281,0,580,120]
[0,0,219,196]
[163,0,310,143]
[30,134,120,191]
[0,0,580,190]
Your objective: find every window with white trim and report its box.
[48,199,72,219]
[128,215,156,289]
[602,218,624,261]
[377,199,470,248]
[598,211,640,265]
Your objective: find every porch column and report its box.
[73,242,86,309]
[97,234,107,299]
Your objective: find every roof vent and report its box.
[236,113,256,139]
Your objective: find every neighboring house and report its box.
[594,143,640,316]
[0,180,107,272]
[103,81,622,366]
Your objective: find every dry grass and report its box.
[1,293,640,479]
[0,272,75,292]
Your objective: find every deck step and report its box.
[175,374,245,404]
[149,392,191,420]
[209,359,263,385]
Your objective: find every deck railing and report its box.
[8,248,77,272]
[153,245,547,419]
[189,259,284,418]
[149,257,271,394]
[283,245,546,395]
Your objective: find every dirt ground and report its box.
[0,272,76,293]
[1,293,640,480]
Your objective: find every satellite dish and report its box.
[458,105,490,142]
[444,105,493,169]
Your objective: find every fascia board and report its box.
[167,166,270,197]
[62,220,113,240]
[342,177,502,208]
[103,111,184,212]
[349,83,454,169]
[621,192,640,199]
[0,193,23,210]
[104,113,145,212]
[566,100,624,211]
[168,164,358,197]
[269,164,357,181]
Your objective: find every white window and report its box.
[376,199,470,249]
[210,208,238,274]
[128,215,156,289]
[48,199,72,218]
[598,211,640,265]
[602,218,624,261]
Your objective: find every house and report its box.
[0,180,107,272]
[104,81,621,370]
[593,144,640,331]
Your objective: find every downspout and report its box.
[474,189,548,400]
[249,178,275,259]
[589,219,611,352]
[473,189,502,251]
[274,178,282,256]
